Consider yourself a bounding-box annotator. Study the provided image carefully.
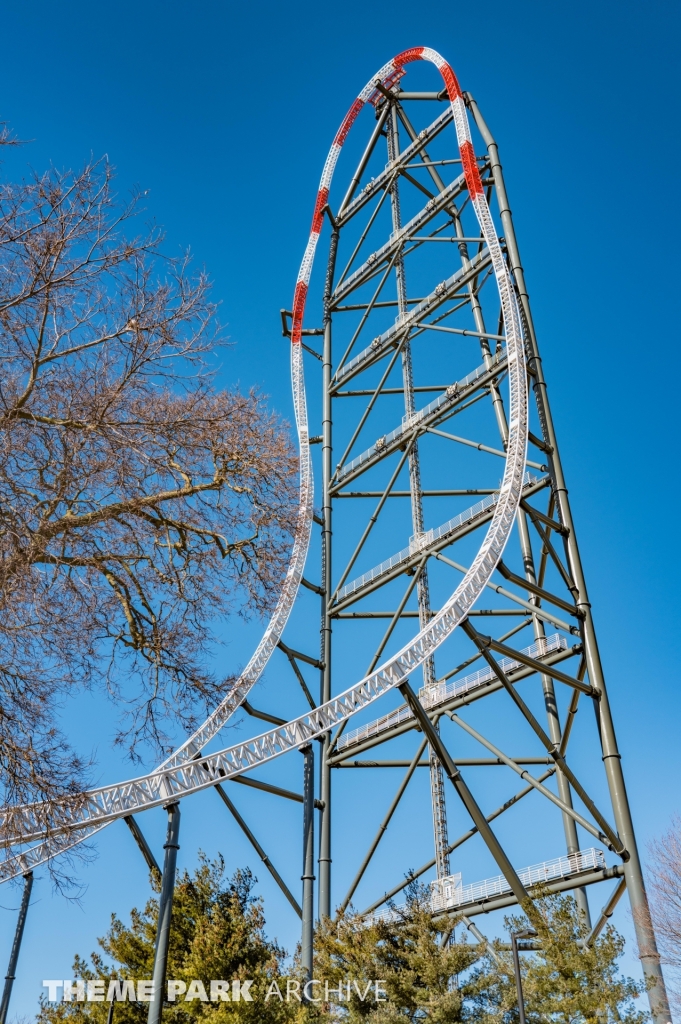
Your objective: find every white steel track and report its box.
[0,47,528,880]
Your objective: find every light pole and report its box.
[510,928,537,1024]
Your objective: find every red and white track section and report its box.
[0,48,528,875]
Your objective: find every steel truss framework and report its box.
[0,49,670,1024]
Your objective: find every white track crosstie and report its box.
[0,47,528,877]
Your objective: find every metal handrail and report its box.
[368,849,606,921]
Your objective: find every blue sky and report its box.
[0,0,679,1016]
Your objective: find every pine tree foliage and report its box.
[34,867,646,1024]
[36,856,295,1024]
[466,891,646,1024]
[313,883,479,1023]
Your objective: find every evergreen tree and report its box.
[312,882,482,1023]
[467,891,647,1024]
[36,855,296,1024]
[35,866,647,1024]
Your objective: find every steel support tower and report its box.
[0,49,669,1024]
[305,51,670,1022]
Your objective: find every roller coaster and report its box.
[0,48,670,1024]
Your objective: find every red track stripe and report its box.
[291,280,308,345]
[334,98,364,147]
[394,46,425,67]
[312,187,330,234]
[460,140,483,196]
[439,62,462,101]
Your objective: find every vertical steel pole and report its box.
[319,227,339,921]
[147,803,180,1024]
[511,933,527,1024]
[465,94,670,1023]
[301,744,315,984]
[0,872,33,1024]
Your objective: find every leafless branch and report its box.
[0,158,298,811]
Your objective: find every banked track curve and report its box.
[0,47,528,877]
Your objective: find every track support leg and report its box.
[0,871,33,1024]
[301,744,315,988]
[147,803,180,1024]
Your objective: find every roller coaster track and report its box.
[0,47,528,875]
[0,49,670,1024]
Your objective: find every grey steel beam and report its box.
[335,185,393,293]
[434,550,578,634]
[334,610,529,618]
[474,633,594,695]
[559,686,582,757]
[241,700,286,726]
[437,617,532,683]
[333,339,408,482]
[335,388,452,397]
[431,865,624,926]
[366,564,424,675]
[462,915,504,967]
[277,640,317,709]
[331,350,505,494]
[583,877,627,946]
[334,297,464,311]
[418,323,504,341]
[520,499,567,536]
[124,815,161,878]
[336,106,454,227]
[361,769,555,915]
[331,443,414,602]
[301,745,315,983]
[496,560,578,616]
[447,713,610,846]
[147,803,180,1024]
[398,681,531,909]
[333,758,553,768]
[230,773,324,810]
[525,511,575,594]
[327,564,424,758]
[335,489,498,496]
[461,620,624,856]
[0,872,33,1024]
[425,425,547,472]
[332,247,404,373]
[338,103,391,216]
[215,784,301,918]
[395,90,448,100]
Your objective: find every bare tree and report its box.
[0,156,297,808]
[648,815,681,1011]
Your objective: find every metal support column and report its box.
[0,872,33,1024]
[319,227,338,921]
[301,744,315,984]
[465,93,670,1023]
[148,803,180,1024]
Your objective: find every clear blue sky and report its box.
[0,0,679,1015]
